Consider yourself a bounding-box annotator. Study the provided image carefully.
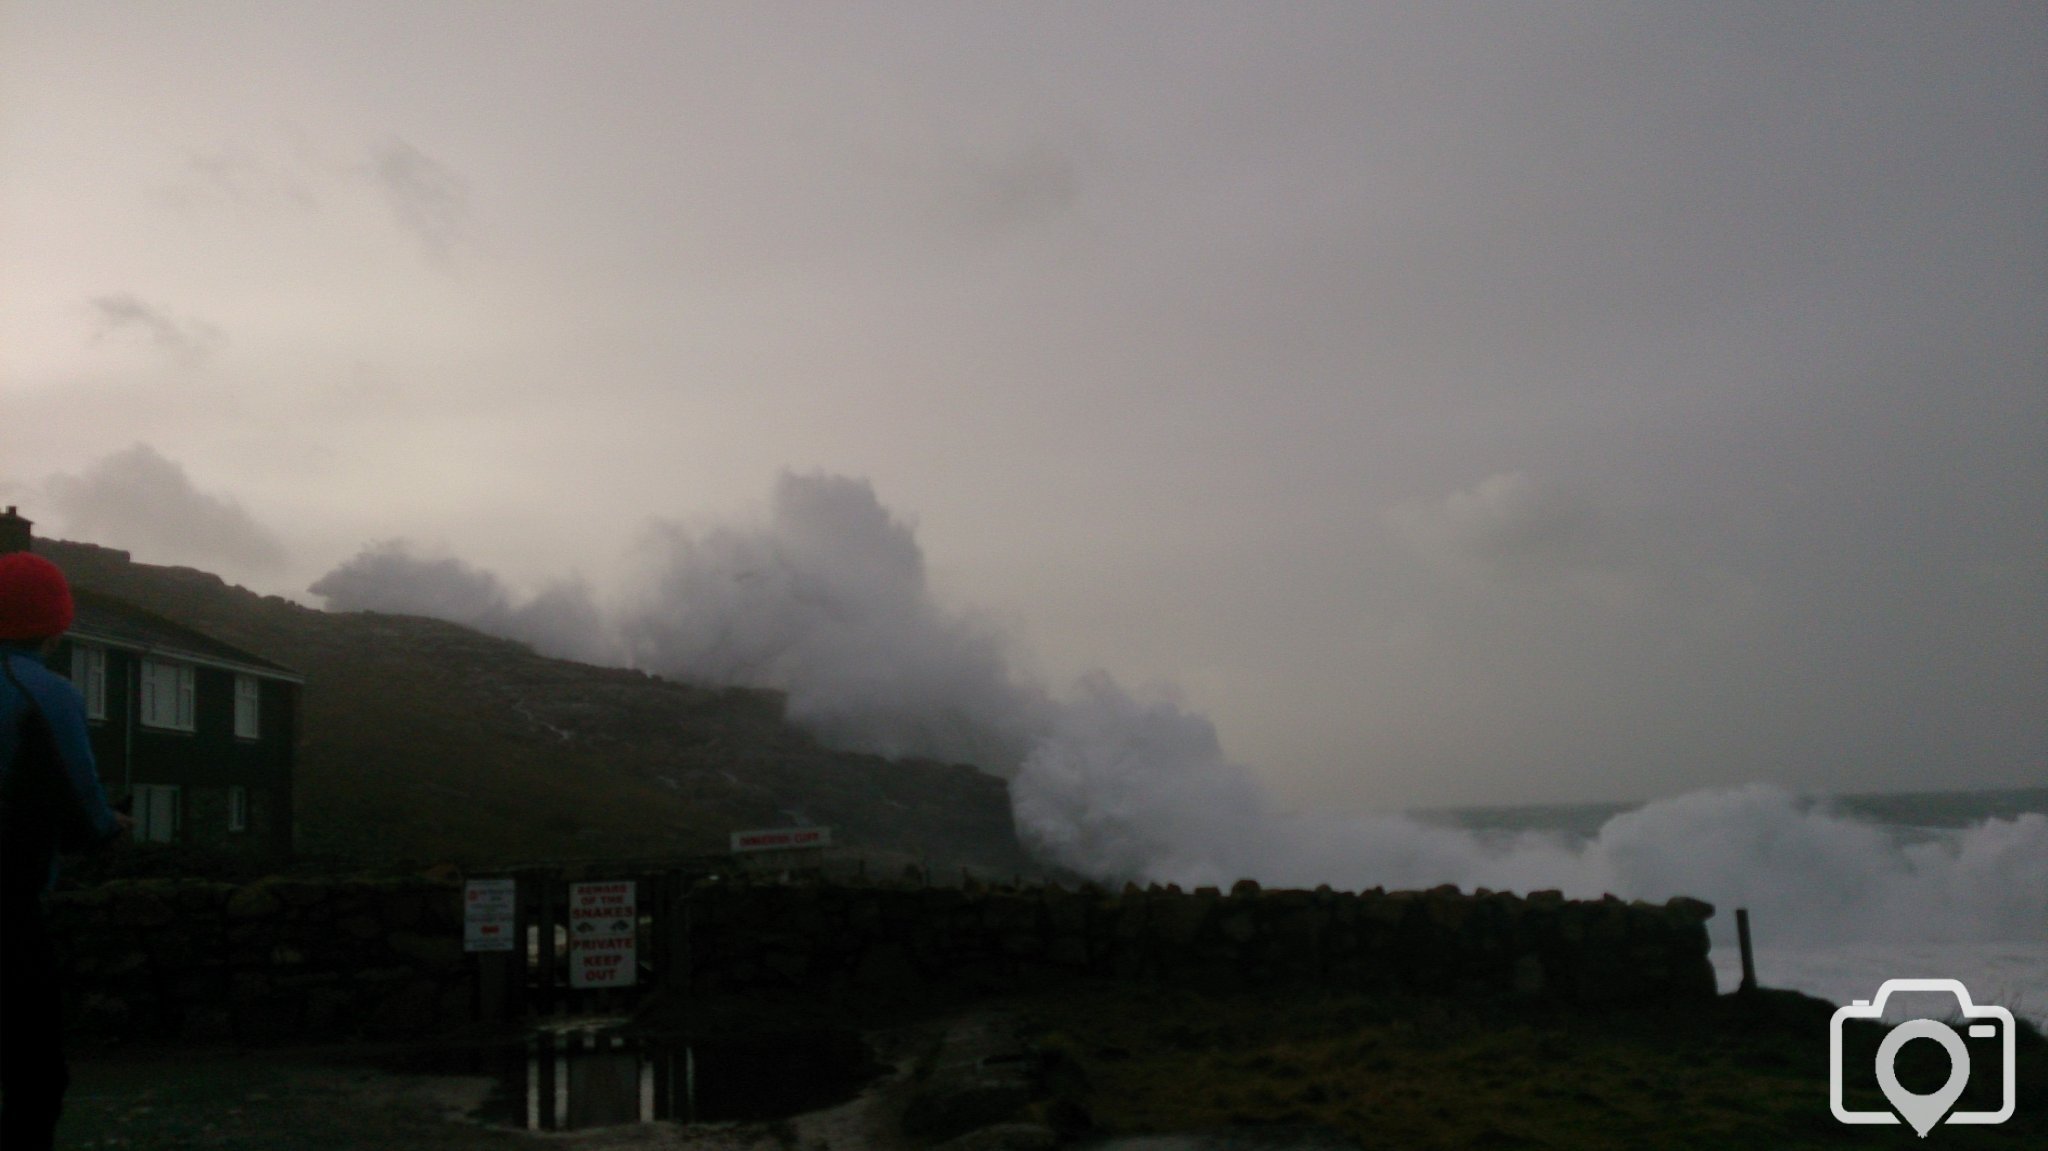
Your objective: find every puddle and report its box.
[1082,1129,1362,1151]
[387,1019,880,1131]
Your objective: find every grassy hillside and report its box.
[1015,982,2048,1149]
[38,539,1036,875]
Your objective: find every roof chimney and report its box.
[0,506,31,555]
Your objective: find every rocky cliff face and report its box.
[37,539,1036,875]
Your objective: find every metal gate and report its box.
[471,864,713,1021]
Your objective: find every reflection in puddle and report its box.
[525,1027,666,1130]
[1084,1130,1363,1151]
[395,1020,879,1132]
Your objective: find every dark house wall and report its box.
[4,510,297,862]
[0,507,31,555]
[58,640,297,861]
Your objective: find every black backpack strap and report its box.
[2,652,36,797]
[3,654,71,893]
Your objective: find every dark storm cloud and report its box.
[368,138,471,261]
[42,445,285,572]
[178,143,321,209]
[86,293,225,363]
[949,138,1086,234]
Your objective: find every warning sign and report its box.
[567,880,637,988]
[464,878,517,953]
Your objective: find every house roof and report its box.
[68,588,304,683]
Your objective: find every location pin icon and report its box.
[1875,1020,1971,1138]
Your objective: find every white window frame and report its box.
[228,785,249,833]
[70,643,107,721]
[233,674,261,739]
[139,659,196,732]
[132,783,181,843]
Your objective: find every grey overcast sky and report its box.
[2,2,2042,810]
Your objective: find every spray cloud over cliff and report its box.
[311,472,2048,951]
[310,539,615,666]
[615,473,1051,771]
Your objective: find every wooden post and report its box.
[666,871,691,998]
[1735,907,1757,993]
[650,871,666,987]
[510,874,532,1019]
[479,950,512,1022]
[536,875,559,1014]
[538,1030,560,1129]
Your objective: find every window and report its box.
[234,674,260,739]
[131,784,180,843]
[228,785,248,833]
[69,644,107,720]
[139,660,195,731]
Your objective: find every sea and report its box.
[1412,786,2048,1029]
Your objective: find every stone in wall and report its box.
[51,872,1719,1044]
[49,875,473,1044]
[676,877,1716,1009]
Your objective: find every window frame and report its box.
[138,659,196,732]
[227,785,249,833]
[233,674,261,740]
[69,643,107,721]
[131,783,181,843]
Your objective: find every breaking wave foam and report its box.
[314,472,2048,959]
[1014,676,2048,950]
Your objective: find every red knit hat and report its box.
[0,553,75,641]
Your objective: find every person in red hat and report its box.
[1,552,128,1151]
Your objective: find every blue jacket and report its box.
[2,643,124,892]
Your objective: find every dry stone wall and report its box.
[683,878,1718,1006]
[47,874,1718,1044]
[48,876,472,1044]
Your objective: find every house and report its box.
[2,506,301,860]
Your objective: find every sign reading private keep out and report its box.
[567,880,637,988]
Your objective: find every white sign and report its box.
[567,880,637,988]
[730,826,832,853]
[464,878,517,953]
